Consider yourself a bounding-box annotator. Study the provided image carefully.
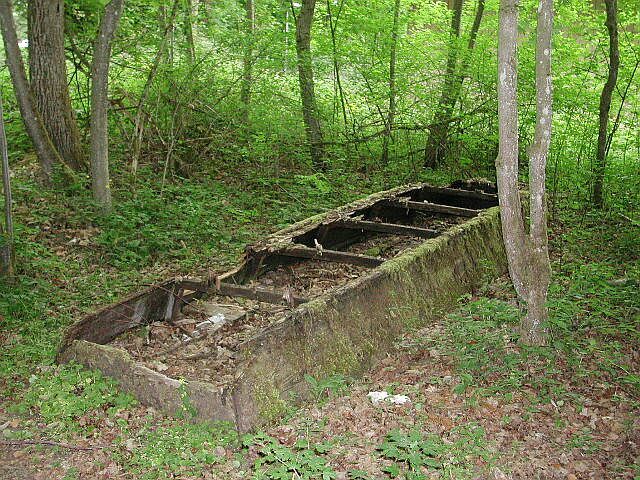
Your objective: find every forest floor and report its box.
[0,167,638,479]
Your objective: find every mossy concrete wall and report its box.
[232,206,506,430]
[58,190,506,431]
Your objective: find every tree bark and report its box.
[240,0,256,127]
[183,0,196,63]
[381,0,401,165]
[326,0,347,134]
[294,0,324,169]
[0,96,15,279]
[423,0,464,168]
[0,0,62,182]
[496,0,553,346]
[90,0,125,213]
[523,0,553,344]
[593,0,618,208]
[28,0,85,171]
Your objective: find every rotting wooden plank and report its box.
[216,283,308,307]
[380,198,480,217]
[332,218,440,238]
[421,185,498,202]
[179,279,308,307]
[277,245,384,268]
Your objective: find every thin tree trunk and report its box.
[593,0,618,208]
[183,0,195,63]
[131,0,180,174]
[293,0,324,169]
[423,0,464,168]
[381,0,401,165]
[28,0,85,171]
[0,0,62,182]
[240,0,256,127]
[326,0,347,132]
[496,0,529,303]
[0,96,15,279]
[90,0,125,213]
[523,0,553,344]
[496,0,553,346]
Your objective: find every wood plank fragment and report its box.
[179,278,308,307]
[379,198,480,217]
[278,245,384,268]
[332,218,440,238]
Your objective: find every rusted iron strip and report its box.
[332,218,440,238]
[179,279,308,307]
[380,198,480,217]
[277,245,384,268]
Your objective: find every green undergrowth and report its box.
[413,202,639,408]
[118,420,238,480]
[377,425,494,479]
[8,363,136,437]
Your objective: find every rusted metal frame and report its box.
[379,198,480,217]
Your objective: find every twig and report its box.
[0,439,106,451]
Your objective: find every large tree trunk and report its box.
[240,0,256,127]
[0,0,62,182]
[496,0,553,346]
[423,0,464,168]
[28,0,85,171]
[90,0,125,213]
[593,0,618,208]
[294,0,324,169]
[381,0,401,165]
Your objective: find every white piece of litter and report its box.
[367,391,411,405]
[387,394,411,405]
[367,391,389,404]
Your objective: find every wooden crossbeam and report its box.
[423,185,498,202]
[180,279,308,306]
[278,245,384,268]
[332,219,439,239]
[216,283,308,306]
[379,198,480,217]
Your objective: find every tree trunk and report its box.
[183,0,195,63]
[523,0,553,344]
[593,0,618,208]
[90,0,125,213]
[423,0,464,168]
[496,0,553,346]
[294,0,324,169]
[381,0,401,165]
[326,0,348,133]
[0,96,15,279]
[28,0,85,171]
[240,0,255,127]
[0,0,62,182]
